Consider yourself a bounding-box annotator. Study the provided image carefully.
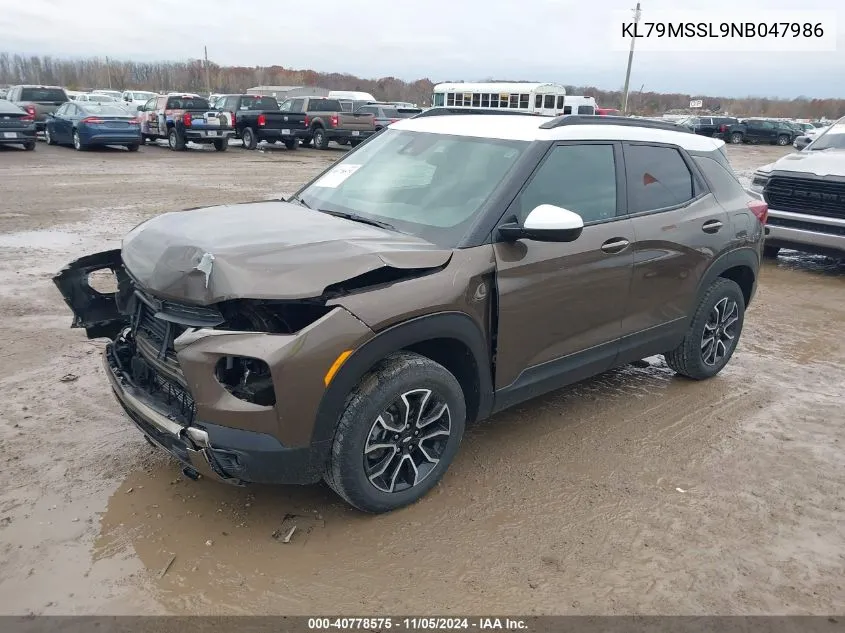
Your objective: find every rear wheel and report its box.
[126,144,139,152]
[776,134,790,146]
[730,132,743,144]
[664,278,745,380]
[73,130,86,151]
[312,126,329,149]
[168,127,186,151]
[763,245,780,258]
[325,352,466,513]
[349,139,361,147]
[213,139,228,152]
[283,139,298,150]
[242,127,257,150]
[23,141,36,151]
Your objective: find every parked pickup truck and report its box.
[214,94,306,150]
[5,85,69,131]
[717,119,796,146]
[138,93,235,151]
[279,96,375,149]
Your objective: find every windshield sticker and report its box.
[314,164,362,188]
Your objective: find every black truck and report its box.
[214,94,307,150]
[717,119,797,146]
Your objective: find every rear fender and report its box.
[53,249,132,339]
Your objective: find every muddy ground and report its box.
[0,139,843,616]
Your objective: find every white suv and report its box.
[749,116,845,258]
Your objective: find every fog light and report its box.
[214,356,276,406]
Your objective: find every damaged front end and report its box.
[53,249,378,486]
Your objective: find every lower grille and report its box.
[765,176,845,219]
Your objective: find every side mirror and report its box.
[499,204,584,243]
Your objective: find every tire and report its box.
[73,130,86,151]
[23,141,35,151]
[283,139,298,150]
[325,351,467,513]
[349,140,361,147]
[776,135,789,146]
[45,127,56,145]
[763,245,780,258]
[242,127,257,150]
[730,132,743,144]
[126,144,139,152]
[168,127,186,151]
[213,139,228,152]
[337,139,349,146]
[312,126,329,149]
[664,278,745,380]
[300,137,312,147]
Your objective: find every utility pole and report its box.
[621,1,641,115]
[204,46,211,96]
[106,56,112,89]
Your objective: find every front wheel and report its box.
[763,245,780,258]
[663,278,745,380]
[324,352,466,513]
[242,127,257,150]
[45,127,56,145]
[777,135,790,146]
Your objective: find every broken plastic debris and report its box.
[59,373,79,382]
[676,487,687,493]
[195,252,215,288]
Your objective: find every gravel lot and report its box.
[0,139,843,616]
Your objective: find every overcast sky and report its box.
[1,0,842,98]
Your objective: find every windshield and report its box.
[88,94,118,102]
[808,125,845,150]
[295,129,528,247]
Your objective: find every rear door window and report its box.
[624,144,694,213]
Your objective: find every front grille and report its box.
[768,216,845,237]
[124,289,225,425]
[765,176,845,219]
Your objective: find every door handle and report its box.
[600,238,630,254]
[702,219,723,233]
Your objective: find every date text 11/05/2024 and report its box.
[621,21,825,38]
[307,618,528,630]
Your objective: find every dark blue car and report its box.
[45,102,141,151]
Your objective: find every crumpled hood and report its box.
[763,149,845,178]
[121,201,452,304]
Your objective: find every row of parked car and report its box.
[0,84,430,152]
[679,114,829,149]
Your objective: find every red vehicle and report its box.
[596,108,621,116]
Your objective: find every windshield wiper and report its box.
[290,195,310,208]
[317,209,397,231]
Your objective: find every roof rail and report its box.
[539,115,692,133]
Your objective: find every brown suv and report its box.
[54,115,766,513]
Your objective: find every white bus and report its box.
[431,82,567,116]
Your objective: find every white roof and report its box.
[390,115,725,152]
[434,82,566,94]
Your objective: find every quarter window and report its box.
[516,144,618,224]
[624,145,694,213]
